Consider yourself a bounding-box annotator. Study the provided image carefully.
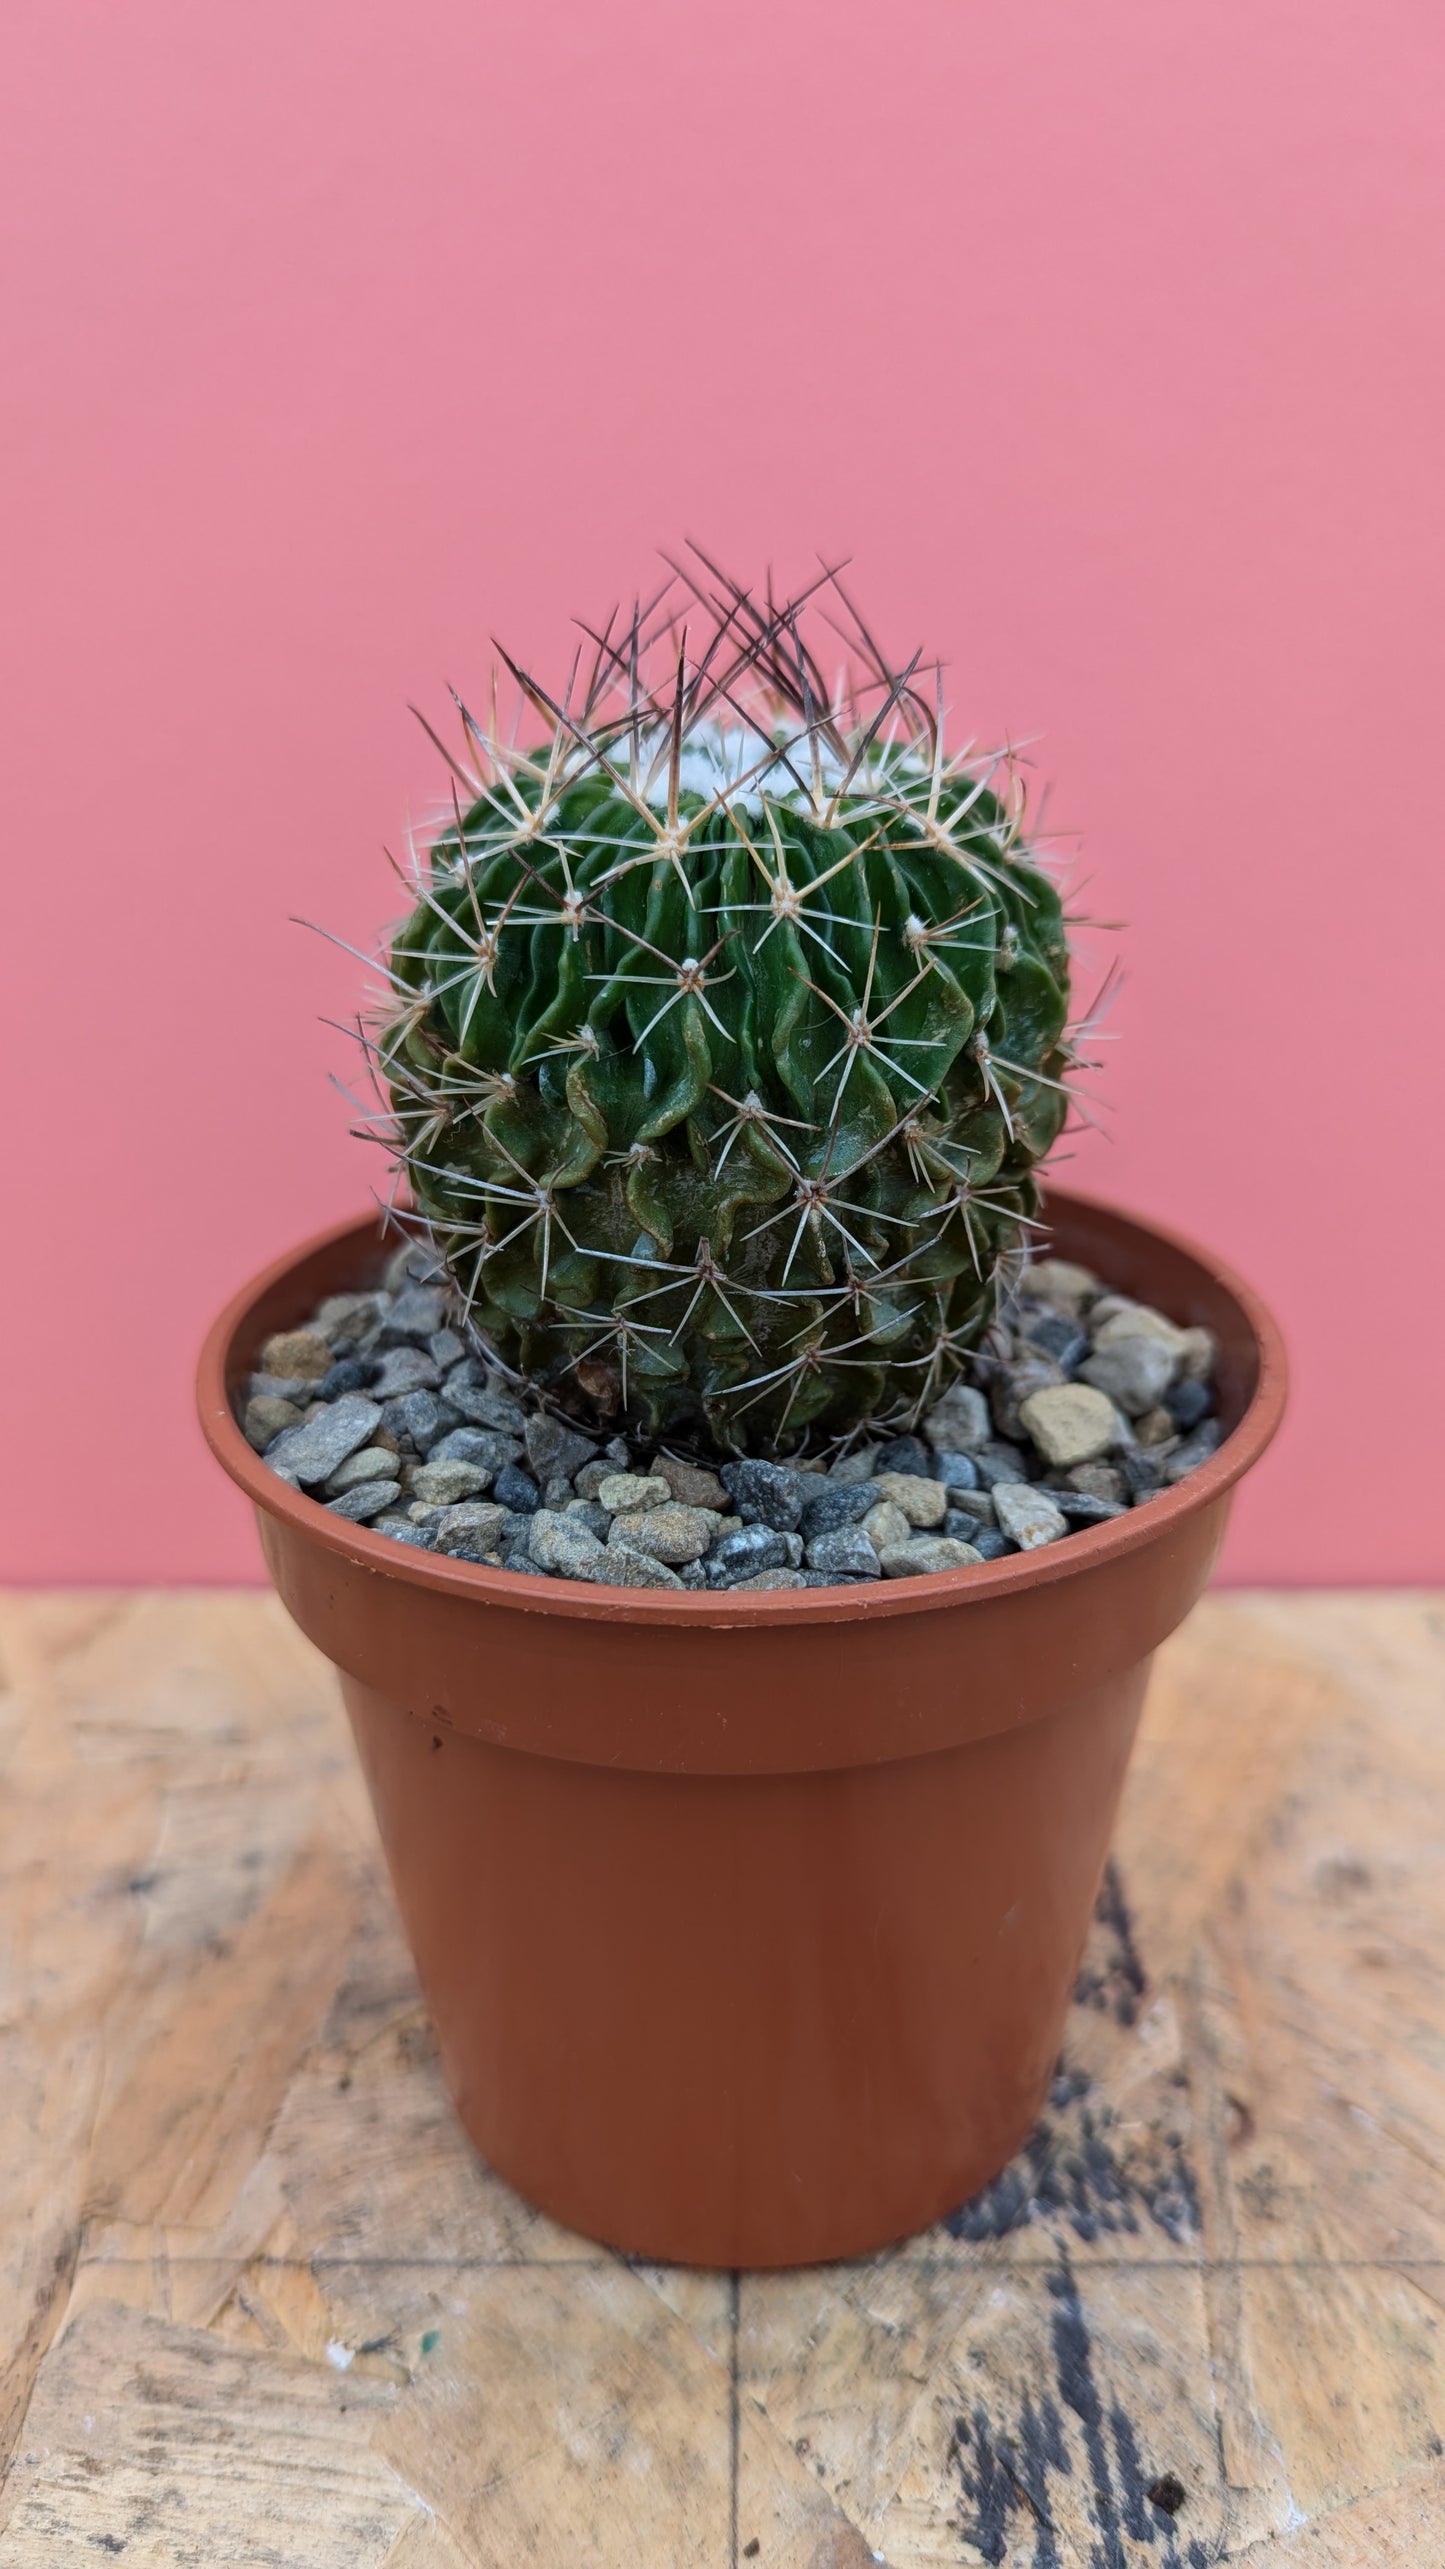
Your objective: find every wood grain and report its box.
[1,1588,1441,2565]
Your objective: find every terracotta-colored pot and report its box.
[198,1190,1285,2267]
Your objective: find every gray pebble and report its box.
[719,1459,807,1531]
[540,1474,575,1509]
[326,1478,402,1522]
[726,1568,808,1591]
[596,1545,685,1590]
[935,1451,980,1493]
[798,1480,881,1538]
[407,1458,492,1506]
[1120,1448,1166,1499]
[432,1503,507,1559]
[528,1510,611,1581]
[314,1357,368,1400]
[248,1372,316,1405]
[1163,1419,1223,1482]
[325,1445,402,1495]
[563,1499,612,1541]
[498,1510,538,1545]
[378,1389,453,1453]
[428,1425,520,1476]
[375,1516,436,1549]
[1047,1488,1128,1526]
[314,1292,381,1344]
[1165,1378,1214,1431]
[1019,1309,1090,1370]
[492,1463,541,1514]
[428,1328,468,1371]
[827,1446,880,1485]
[805,1525,881,1580]
[381,1284,448,1345]
[973,1441,1032,1490]
[706,1524,804,1584]
[922,1384,991,1454]
[263,1393,382,1486]
[969,1527,1014,1560]
[942,1508,984,1543]
[525,1413,597,1484]
[992,1483,1069,1549]
[872,1435,932,1479]
[1079,1336,1178,1417]
[369,1345,444,1400]
[448,1375,529,1433]
[574,1459,619,1502]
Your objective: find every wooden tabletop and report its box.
[1,1590,1442,2567]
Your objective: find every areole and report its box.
[198,1187,1286,2265]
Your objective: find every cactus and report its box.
[363,555,1082,1448]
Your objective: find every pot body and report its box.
[339,1658,1150,2265]
[200,1190,1286,2266]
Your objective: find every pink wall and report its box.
[3,0,1441,1584]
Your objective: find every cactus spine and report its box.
[365,555,1080,1448]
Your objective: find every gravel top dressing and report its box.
[242,1244,1222,1592]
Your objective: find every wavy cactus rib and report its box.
[365,555,1078,1448]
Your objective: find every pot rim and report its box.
[197,1188,1287,1629]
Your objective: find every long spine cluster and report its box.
[335,552,1096,1448]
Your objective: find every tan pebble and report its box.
[1021,1259,1099,1315]
[878,1537,983,1577]
[258,1327,333,1381]
[1091,1303,1189,1357]
[862,1499,914,1550]
[1018,1382,1118,1470]
[872,1472,947,1527]
[1135,1407,1179,1449]
[1177,1325,1218,1383]
[597,1472,671,1513]
[245,1394,303,1450]
[650,1455,729,1511]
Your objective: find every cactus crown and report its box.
[363,553,1081,1449]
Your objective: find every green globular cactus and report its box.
[366,556,1080,1449]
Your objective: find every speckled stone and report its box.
[705,1524,804,1585]
[719,1460,807,1531]
[608,1502,716,1565]
[805,1525,881,1580]
[427,1427,518,1478]
[798,1480,880,1538]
